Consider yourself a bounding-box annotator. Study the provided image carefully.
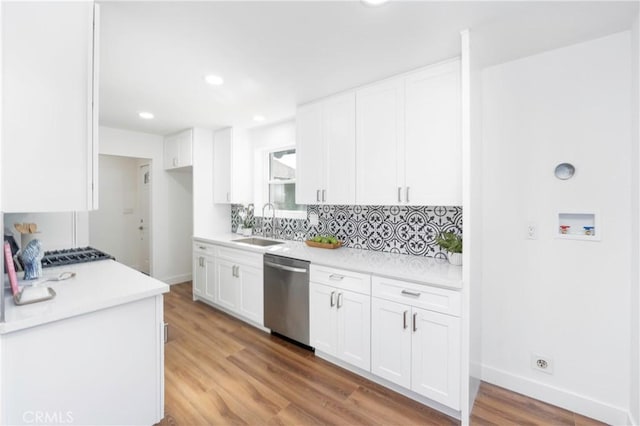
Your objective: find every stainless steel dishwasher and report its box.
[263,253,311,347]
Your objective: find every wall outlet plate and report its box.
[531,353,553,374]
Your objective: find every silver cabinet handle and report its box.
[329,274,344,281]
[163,322,169,344]
[322,189,326,202]
[337,292,343,309]
[173,158,178,167]
[403,310,408,329]
[199,257,204,267]
[397,187,402,203]
[413,312,418,332]
[401,289,421,297]
[231,265,235,277]
[226,192,231,202]
[264,261,308,274]
[232,265,239,277]
[317,189,321,202]
[198,245,206,250]
[330,291,336,307]
[406,186,410,203]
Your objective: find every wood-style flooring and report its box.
[160,282,606,426]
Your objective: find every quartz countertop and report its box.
[1,260,169,334]
[194,233,462,290]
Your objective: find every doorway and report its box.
[89,154,152,275]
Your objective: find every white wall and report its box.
[99,126,192,284]
[481,32,631,424]
[630,12,640,426]
[4,212,88,251]
[88,155,142,270]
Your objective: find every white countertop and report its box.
[195,233,462,290]
[1,260,170,334]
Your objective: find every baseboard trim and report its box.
[629,411,638,426]
[481,364,628,425]
[162,273,192,285]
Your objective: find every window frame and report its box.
[261,146,307,220]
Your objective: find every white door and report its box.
[371,297,412,388]
[404,61,461,206]
[213,128,232,203]
[137,164,151,275]
[323,92,356,205]
[238,264,264,325]
[309,283,337,355]
[295,101,324,204]
[215,258,238,311]
[411,307,461,410]
[336,289,371,371]
[356,78,404,205]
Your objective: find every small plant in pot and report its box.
[436,232,462,266]
[241,217,254,236]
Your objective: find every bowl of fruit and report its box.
[305,235,342,249]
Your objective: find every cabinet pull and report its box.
[198,245,206,250]
[413,312,418,332]
[317,189,321,202]
[401,289,421,297]
[397,187,402,203]
[199,257,204,267]
[226,192,231,202]
[406,186,410,203]
[403,310,408,329]
[329,274,344,281]
[322,189,326,202]
[337,292,343,309]
[163,322,169,344]
[330,291,336,307]
[173,158,178,167]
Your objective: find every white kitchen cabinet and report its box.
[355,59,461,206]
[237,263,264,325]
[213,127,252,204]
[215,258,239,311]
[2,1,99,212]
[296,92,356,205]
[371,275,461,410]
[193,242,216,302]
[164,129,193,170]
[309,265,371,371]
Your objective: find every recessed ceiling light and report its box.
[204,74,224,85]
[361,0,390,6]
[138,111,154,120]
[253,115,265,122]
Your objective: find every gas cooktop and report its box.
[41,247,115,268]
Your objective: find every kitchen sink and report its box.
[232,237,284,247]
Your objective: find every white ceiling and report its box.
[99,1,638,136]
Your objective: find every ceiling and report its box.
[98,1,638,135]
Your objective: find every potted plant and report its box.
[436,232,462,266]
[241,217,253,236]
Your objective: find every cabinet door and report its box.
[177,129,193,168]
[411,307,461,410]
[404,61,461,206]
[215,258,238,311]
[295,101,324,205]
[203,256,216,302]
[164,134,180,169]
[371,297,411,388]
[336,290,370,371]
[309,283,337,355]
[238,264,264,326]
[192,255,205,299]
[323,92,356,205]
[356,79,404,205]
[213,128,232,203]
[2,2,97,212]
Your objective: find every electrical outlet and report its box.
[309,212,319,226]
[527,222,538,240]
[531,353,553,374]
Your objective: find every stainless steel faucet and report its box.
[262,203,276,238]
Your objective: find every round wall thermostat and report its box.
[554,163,575,180]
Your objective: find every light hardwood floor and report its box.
[160,283,606,426]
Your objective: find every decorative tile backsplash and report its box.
[232,204,462,258]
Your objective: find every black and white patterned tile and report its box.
[231,204,462,258]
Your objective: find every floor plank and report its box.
[159,282,607,426]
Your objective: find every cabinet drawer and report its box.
[310,265,370,295]
[193,241,215,253]
[215,246,263,268]
[372,276,460,317]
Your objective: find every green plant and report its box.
[436,232,462,254]
[242,217,253,229]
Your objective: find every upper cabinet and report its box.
[164,129,193,170]
[357,59,461,206]
[2,1,99,212]
[296,92,356,205]
[213,127,252,204]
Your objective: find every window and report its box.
[267,148,305,213]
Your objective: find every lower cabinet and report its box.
[193,241,264,327]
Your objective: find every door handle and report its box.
[406,186,410,203]
[317,189,321,202]
[264,261,308,274]
[401,289,421,297]
[330,291,336,307]
[413,312,418,332]
[397,187,402,203]
[322,189,326,202]
[403,310,408,329]
[337,292,343,309]
[163,322,169,344]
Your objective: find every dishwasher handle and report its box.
[264,261,308,274]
